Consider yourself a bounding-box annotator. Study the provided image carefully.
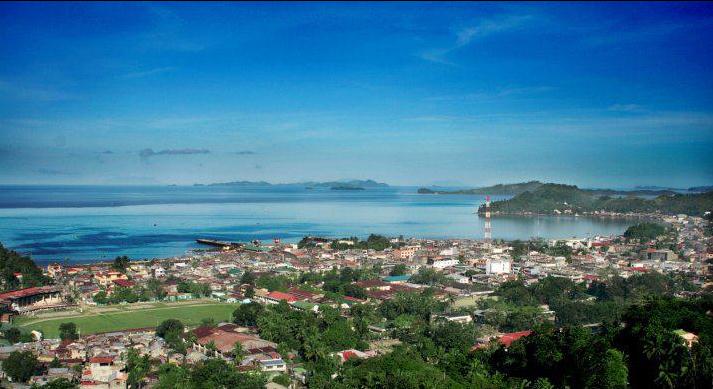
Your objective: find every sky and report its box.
[0,2,712,188]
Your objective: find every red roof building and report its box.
[112,279,136,288]
[266,291,300,303]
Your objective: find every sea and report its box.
[0,185,633,264]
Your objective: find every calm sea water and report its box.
[0,185,633,264]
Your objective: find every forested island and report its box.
[477,183,713,216]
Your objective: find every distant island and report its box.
[476,183,713,217]
[205,179,389,188]
[418,180,711,197]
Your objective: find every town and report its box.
[0,211,710,388]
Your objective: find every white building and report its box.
[431,258,459,269]
[486,259,511,275]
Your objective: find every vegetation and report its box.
[3,350,39,382]
[111,255,130,272]
[389,264,408,276]
[37,378,78,389]
[155,358,265,388]
[482,183,713,216]
[58,322,78,341]
[232,301,264,326]
[177,281,212,297]
[409,266,448,285]
[623,222,667,241]
[418,181,544,195]
[0,243,49,291]
[3,327,21,343]
[298,234,395,251]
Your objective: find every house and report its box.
[473,330,532,351]
[354,279,391,291]
[261,291,300,304]
[94,272,128,287]
[646,249,678,261]
[112,279,136,289]
[486,259,511,275]
[431,258,459,269]
[335,349,378,363]
[193,326,277,357]
[81,356,127,389]
[433,313,472,324]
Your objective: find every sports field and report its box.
[14,301,238,338]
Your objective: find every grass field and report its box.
[15,302,238,338]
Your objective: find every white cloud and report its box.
[420,14,533,65]
[123,67,175,79]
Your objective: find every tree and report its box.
[244,285,255,298]
[200,317,216,328]
[59,322,78,341]
[338,345,460,388]
[233,302,264,326]
[409,266,447,286]
[189,358,266,388]
[38,378,77,389]
[623,223,666,241]
[156,319,184,339]
[92,290,108,305]
[49,357,63,368]
[272,374,291,387]
[390,264,408,276]
[112,255,130,272]
[232,341,245,364]
[586,349,628,389]
[0,244,49,291]
[146,278,167,300]
[126,348,151,389]
[155,364,190,389]
[240,271,256,285]
[3,350,38,382]
[3,327,21,343]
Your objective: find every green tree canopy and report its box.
[3,350,39,382]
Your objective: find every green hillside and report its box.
[480,183,713,216]
[418,181,544,195]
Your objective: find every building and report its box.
[646,249,678,261]
[486,259,511,275]
[0,286,64,313]
[396,245,420,259]
[431,258,459,269]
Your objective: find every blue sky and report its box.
[1,2,712,187]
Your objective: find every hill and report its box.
[479,183,713,216]
[418,181,697,197]
[0,244,49,291]
[417,181,544,195]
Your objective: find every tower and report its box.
[484,195,492,246]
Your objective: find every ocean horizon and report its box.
[0,185,633,264]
